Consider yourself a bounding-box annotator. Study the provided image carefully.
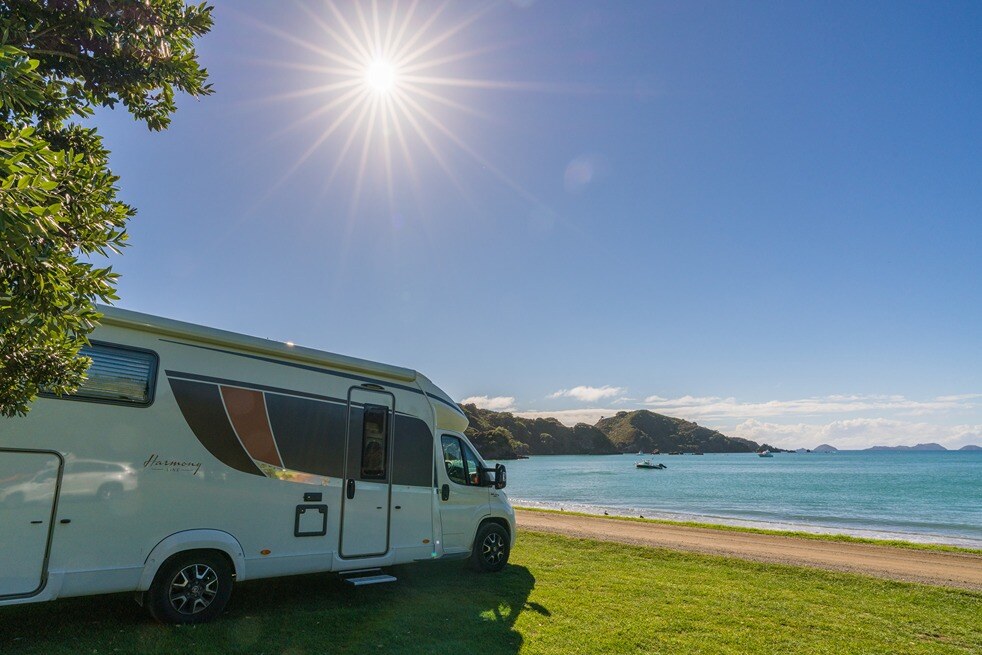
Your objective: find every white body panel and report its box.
[0,307,515,607]
[0,450,61,597]
[436,433,492,555]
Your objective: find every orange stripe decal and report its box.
[220,386,283,468]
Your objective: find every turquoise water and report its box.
[495,451,982,547]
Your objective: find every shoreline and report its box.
[513,500,982,551]
[515,509,982,590]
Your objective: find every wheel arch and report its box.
[138,530,246,591]
[474,516,511,546]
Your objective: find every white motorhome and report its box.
[0,307,514,623]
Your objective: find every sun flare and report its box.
[256,0,547,215]
[365,60,396,93]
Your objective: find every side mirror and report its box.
[494,464,507,490]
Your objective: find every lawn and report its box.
[1,532,978,654]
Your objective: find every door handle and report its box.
[441,484,450,501]
[346,478,356,499]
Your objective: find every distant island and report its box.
[866,443,946,451]
[460,405,787,459]
[777,442,980,452]
[865,443,981,451]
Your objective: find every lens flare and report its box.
[252,0,571,216]
[365,60,396,93]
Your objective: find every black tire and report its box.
[147,551,233,624]
[470,522,510,572]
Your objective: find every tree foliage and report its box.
[0,1,213,416]
[460,404,772,458]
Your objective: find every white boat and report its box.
[758,450,774,458]
[636,459,666,469]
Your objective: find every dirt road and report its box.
[516,510,982,590]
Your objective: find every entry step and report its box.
[339,568,397,586]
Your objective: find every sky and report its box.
[91,1,982,449]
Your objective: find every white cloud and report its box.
[515,408,621,426]
[643,394,727,407]
[640,393,980,419]
[731,418,982,450]
[935,393,982,402]
[460,395,516,411]
[549,385,625,402]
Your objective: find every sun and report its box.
[255,1,551,214]
[365,60,396,94]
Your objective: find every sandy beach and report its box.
[516,509,982,590]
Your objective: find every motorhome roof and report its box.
[97,305,418,383]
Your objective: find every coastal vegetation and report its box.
[1,531,978,654]
[462,405,783,459]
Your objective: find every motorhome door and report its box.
[339,388,394,558]
[0,449,62,599]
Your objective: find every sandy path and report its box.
[516,510,982,590]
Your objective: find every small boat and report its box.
[636,459,667,469]
[757,450,773,458]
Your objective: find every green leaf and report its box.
[0,3,213,418]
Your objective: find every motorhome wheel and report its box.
[470,522,510,573]
[147,551,233,624]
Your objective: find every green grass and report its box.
[1,532,979,654]
[517,505,982,555]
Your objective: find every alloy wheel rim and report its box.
[168,564,219,615]
[482,532,505,564]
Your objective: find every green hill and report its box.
[460,404,611,459]
[460,406,779,459]
[596,410,762,454]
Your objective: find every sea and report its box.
[492,451,982,548]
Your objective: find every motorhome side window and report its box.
[441,435,467,485]
[360,405,388,479]
[442,435,483,486]
[48,343,157,406]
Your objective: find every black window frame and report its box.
[40,340,159,408]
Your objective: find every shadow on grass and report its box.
[0,560,537,655]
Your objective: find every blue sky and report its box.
[93,1,981,449]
